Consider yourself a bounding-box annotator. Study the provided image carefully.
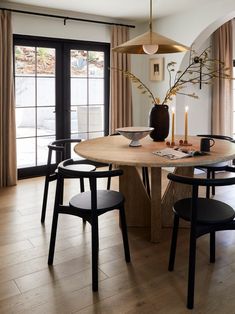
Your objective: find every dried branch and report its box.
[110,46,233,106]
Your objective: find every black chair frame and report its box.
[48,159,130,292]
[167,166,235,309]
[196,135,234,198]
[41,138,95,223]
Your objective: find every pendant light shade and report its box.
[112,0,189,55]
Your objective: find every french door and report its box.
[14,35,110,178]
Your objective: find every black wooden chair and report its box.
[167,167,235,309]
[41,139,95,223]
[196,134,234,198]
[48,158,131,291]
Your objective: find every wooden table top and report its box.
[74,135,235,168]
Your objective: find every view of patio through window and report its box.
[70,50,105,158]
[15,45,56,169]
[14,36,110,177]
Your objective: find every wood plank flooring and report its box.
[0,170,235,313]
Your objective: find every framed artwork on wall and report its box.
[149,58,164,81]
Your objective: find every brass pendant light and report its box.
[112,0,189,55]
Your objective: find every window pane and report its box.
[15,46,35,76]
[37,107,55,136]
[70,134,88,159]
[88,106,104,132]
[37,47,55,76]
[71,50,87,77]
[37,78,55,106]
[17,138,35,168]
[88,51,104,78]
[89,79,104,104]
[15,77,35,107]
[71,78,87,105]
[16,108,35,138]
[37,136,55,165]
[75,106,88,133]
[89,132,104,139]
[71,133,88,140]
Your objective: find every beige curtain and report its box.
[0,10,17,187]
[110,25,132,133]
[211,20,233,136]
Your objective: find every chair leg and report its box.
[80,178,86,224]
[80,178,85,193]
[206,170,210,198]
[142,167,150,197]
[187,228,197,309]
[211,171,215,196]
[107,164,112,190]
[41,177,49,223]
[91,216,99,292]
[48,210,59,265]
[59,178,64,205]
[210,231,216,263]
[168,214,179,271]
[144,167,150,197]
[142,167,146,186]
[119,207,131,263]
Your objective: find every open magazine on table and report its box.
[152,148,208,160]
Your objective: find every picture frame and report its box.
[149,58,164,81]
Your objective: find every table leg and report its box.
[119,165,151,227]
[119,166,193,242]
[150,167,162,242]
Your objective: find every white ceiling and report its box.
[3,0,215,21]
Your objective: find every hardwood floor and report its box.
[1,170,235,313]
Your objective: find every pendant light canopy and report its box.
[112,0,189,55]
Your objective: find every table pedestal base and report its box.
[119,165,193,242]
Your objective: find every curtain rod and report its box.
[0,7,136,28]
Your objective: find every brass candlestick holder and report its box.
[166,139,192,147]
[180,139,192,146]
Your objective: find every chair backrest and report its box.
[197,134,233,141]
[57,159,123,211]
[167,169,235,188]
[47,138,82,164]
[168,167,235,208]
[45,139,83,178]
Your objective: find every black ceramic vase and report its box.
[149,104,169,141]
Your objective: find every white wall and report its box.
[2,1,130,42]
[11,12,111,43]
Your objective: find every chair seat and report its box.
[70,190,124,212]
[65,164,95,172]
[174,198,235,224]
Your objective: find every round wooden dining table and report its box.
[74,135,235,242]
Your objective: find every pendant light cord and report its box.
[149,0,153,33]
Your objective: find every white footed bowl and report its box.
[116,126,154,147]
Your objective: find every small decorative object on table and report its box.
[166,139,192,148]
[116,126,154,147]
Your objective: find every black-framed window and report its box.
[13,35,110,178]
